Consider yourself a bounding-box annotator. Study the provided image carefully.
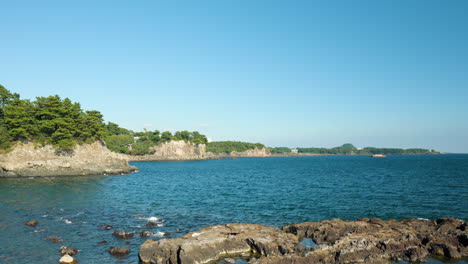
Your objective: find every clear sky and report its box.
[2,0,467,152]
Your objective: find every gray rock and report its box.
[59,246,78,256]
[139,223,298,264]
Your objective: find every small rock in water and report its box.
[112,230,134,239]
[45,235,63,243]
[140,230,154,238]
[108,246,131,256]
[146,222,162,228]
[97,240,108,245]
[59,254,77,264]
[25,220,38,227]
[124,241,131,245]
[99,224,113,230]
[59,246,78,256]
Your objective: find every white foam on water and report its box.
[138,216,164,223]
[417,218,429,221]
[42,215,48,218]
[153,232,166,238]
[60,217,73,224]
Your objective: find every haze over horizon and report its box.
[2,0,467,153]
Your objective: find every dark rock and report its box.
[125,241,131,245]
[97,240,108,245]
[59,246,78,256]
[25,220,38,227]
[112,230,134,239]
[146,222,162,228]
[45,235,63,243]
[99,224,113,230]
[109,246,130,256]
[140,230,154,238]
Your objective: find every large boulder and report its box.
[139,223,298,264]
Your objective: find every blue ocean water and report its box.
[0,155,467,263]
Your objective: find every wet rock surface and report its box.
[112,229,134,239]
[45,235,63,243]
[139,218,467,264]
[59,246,78,256]
[109,246,131,256]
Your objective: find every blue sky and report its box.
[2,0,467,152]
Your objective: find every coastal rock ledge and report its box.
[0,141,136,177]
[139,218,467,264]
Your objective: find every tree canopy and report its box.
[0,86,107,150]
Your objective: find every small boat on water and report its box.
[372,154,386,158]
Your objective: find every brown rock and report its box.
[45,235,63,243]
[109,246,130,256]
[25,219,38,227]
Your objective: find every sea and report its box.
[0,154,467,264]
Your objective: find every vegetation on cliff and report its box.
[104,122,208,155]
[0,85,107,150]
[206,141,265,154]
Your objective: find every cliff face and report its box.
[0,141,136,177]
[128,140,271,161]
[128,140,207,161]
[207,146,271,158]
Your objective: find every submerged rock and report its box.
[99,224,113,230]
[45,235,63,243]
[25,219,38,227]
[59,246,78,256]
[58,254,77,264]
[112,230,134,239]
[109,246,131,256]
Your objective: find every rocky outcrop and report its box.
[139,223,298,264]
[139,218,467,264]
[207,147,271,159]
[128,140,207,161]
[128,141,272,161]
[0,141,136,177]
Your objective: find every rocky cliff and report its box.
[0,141,136,177]
[128,140,207,161]
[207,146,271,158]
[128,140,271,161]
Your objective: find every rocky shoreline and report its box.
[0,141,136,177]
[139,218,467,264]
